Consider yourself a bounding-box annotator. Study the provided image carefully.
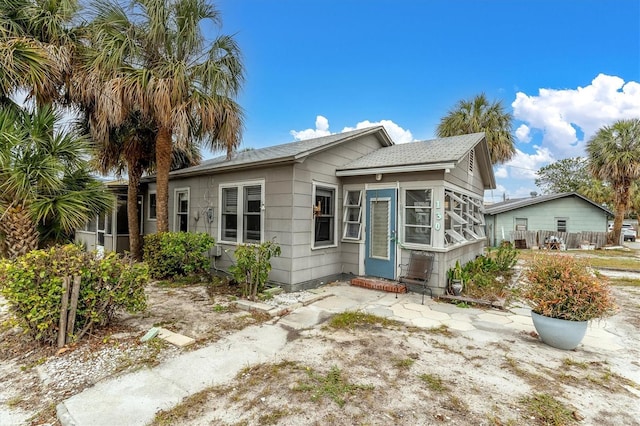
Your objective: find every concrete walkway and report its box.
[56,282,624,426]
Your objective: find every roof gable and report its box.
[336,133,496,189]
[484,192,613,216]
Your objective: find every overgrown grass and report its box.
[294,365,374,407]
[418,373,447,392]
[519,393,576,426]
[327,311,398,330]
[517,249,640,271]
[609,277,640,287]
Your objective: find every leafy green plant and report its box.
[522,255,617,321]
[0,245,148,345]
[143,232,215,280]
[492,241,518,271]
[229,240,281,300]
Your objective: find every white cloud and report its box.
[289,115,331,140]
[515,124,531,143]
[512,74,640,157]
[290,116,414,144]
[342,120,414,144]
[494,166,508,179]
[500,147,554,180]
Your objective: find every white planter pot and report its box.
[531,312,588,350]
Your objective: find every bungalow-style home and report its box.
[484,192,613,248]
[78,126,496,295]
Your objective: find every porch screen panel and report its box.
[370,199,389,258]
[222,187,238,240]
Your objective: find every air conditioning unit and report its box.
[211,245,222,257]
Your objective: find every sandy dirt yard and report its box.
[1,272,640,425]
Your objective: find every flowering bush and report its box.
[522,255,617,322]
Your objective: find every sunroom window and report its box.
[343,190,362,240]
[444,189,484,246]
[404,189,432,245]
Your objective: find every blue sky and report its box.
[211,0,639,202]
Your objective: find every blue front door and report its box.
[365,188,397,279]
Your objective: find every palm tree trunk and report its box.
[155,126,172,233]
[613,181,631,244]
[127,158,143,260]
[0,204,39,259]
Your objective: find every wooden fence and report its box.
[510,230,608,250]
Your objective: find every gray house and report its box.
[484,192,613,248]
[79,126,496,295]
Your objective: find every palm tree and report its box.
[587,118,640,244]
[437,93,515,164]
[0,105,112,258]
[90,112,201,259]
[0,0,78,106]
[76,0,244,233]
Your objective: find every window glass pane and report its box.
[223,214,237,239]
[86,215,97,232]
[345,223,361,239]
[405,226,431,245]
[370,199,389,257]
[223,188,238,214]
[345,190,361,206]
[404,189,432,245]
[178,192,189,214]
[244,215,261,242]
[245,186,261,213]
[149,193,157,219]
[117,195,128,234]
[345,207,361,222]
[314,186,334,245]
[557,220,567,233]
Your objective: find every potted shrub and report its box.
[447,260,465,296]
[522,255,617,350]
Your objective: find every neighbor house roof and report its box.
[146,126,393,180]
[335,132,496,189]
[484,192,613,216]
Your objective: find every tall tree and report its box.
[89,113,201,259]
[535,157,591,194]
[77,0,244,233]
[587,118,640,243]
[0,105,112,258]
[437,93,515,164]
[0,0,78,106]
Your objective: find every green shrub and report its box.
[492,241,518,271]
[229,241,281,300]
[0,245,148,345]
[143,232,215,280]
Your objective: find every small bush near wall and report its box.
[0,245,148,345]
[143,232,215,280]
[229,241,281,300]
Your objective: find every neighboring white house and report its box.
[78,126,496,295]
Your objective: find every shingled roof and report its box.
[484,192,613,216]
[159,126,393,179]
[336,132,495,189]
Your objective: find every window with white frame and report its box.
[313,183,336,247]
[174,189,190,232]
[404,189,432,245]
[343,190,362,240]
[515,218,528,231]
[556,218,567,233]
[220,181,264,244]
[444,189,485,246]
[148,191,157,220]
